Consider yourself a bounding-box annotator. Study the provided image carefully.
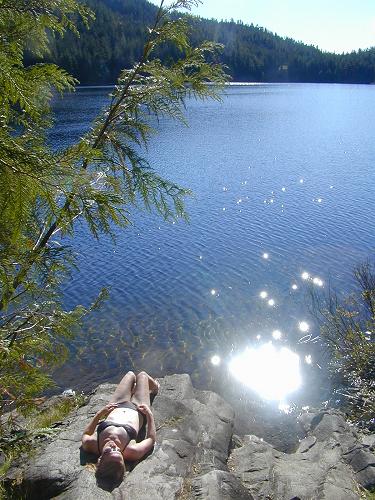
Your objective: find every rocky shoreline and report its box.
[4,374,375,499]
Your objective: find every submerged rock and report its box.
[4,375,375,499]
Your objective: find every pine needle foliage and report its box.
[0,0,228,412]
[313,262,375,427]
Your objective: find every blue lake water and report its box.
[51,83,375,417]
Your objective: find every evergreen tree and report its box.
[34,0,375,85]
[0,0,227,411]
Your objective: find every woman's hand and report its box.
[96,402,118,419]
[138,403,153,418]
[138,403,156,443]
[82,402,118,437]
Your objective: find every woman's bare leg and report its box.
[131,372,151,407]
[109,371,136,403]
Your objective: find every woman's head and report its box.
[96,441,126,489]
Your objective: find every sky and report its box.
[149,0,375,54]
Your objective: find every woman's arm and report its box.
[124,404,156,461]
[81,402,118,453]
[139,403,156,443]
[81,403,118,437]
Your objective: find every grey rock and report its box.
[345,447,375,489]
[361,433,375,450]
[230,434,243,450]
[230,409,375,500]
[6,374,236,499]
[5,380,375,500]
[296,435,316,453]
[192,470,254,499]
[297,410,317,433]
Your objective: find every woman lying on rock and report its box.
[81,371,158,487]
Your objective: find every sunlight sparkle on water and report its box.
[301,272,310,280]
[211,355,221,366]
[272,330,282,340]
[299,321,310,333]
[278,402,291,414]
[262,252,269,259]
[260,291,268,299]
[305,354,312,365]
[292,284,298,290]
[268,299,275,306]
[210,289,217,296]
[313,277,324,287]
[229,343,302,401]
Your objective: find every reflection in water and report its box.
[305,354,312,364]
[278,402,291,413]
[301,272,310,280]
[259,291,268,299]
[268,299,275,306]
[299,321,310,332]
[272,329,282,340]
[211,355,221,366]
[313,277,324,287]
[229,343,301,402]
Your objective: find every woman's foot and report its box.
[147,375,160,395]
[150,379,160,395]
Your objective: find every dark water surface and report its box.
[51,84,375,417]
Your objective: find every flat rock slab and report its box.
[7,374,236,499]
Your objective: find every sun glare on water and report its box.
[229,343,302,402]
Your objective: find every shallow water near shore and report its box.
[50,83,375,417]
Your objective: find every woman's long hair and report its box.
[95,457,126,491]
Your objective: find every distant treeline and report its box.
[26,0,375,85]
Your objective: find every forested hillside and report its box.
[27,0,375,84]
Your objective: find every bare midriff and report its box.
[106,407,142,433]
